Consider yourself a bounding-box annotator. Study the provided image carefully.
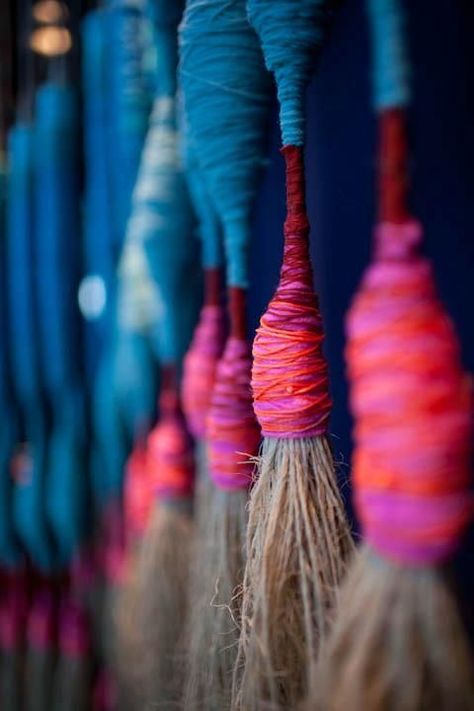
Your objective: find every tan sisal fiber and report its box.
[184,486,247,710]
[307,544,474,711]
[232,436,354,711]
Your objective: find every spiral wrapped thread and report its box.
[346,220,472,565]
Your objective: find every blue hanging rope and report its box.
[179,0,272,288]
[81,9,115,381]
[0,157,22,568]
[105,0,151,253]
[34,82,88,568]
[367,0,410,110]
[182,124,222,270]
[6,122,55,573]
[146,0,185,96]
[127,95,200,367]
[247,0,338,146]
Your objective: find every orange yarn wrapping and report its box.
[147,373,194,500]
[251,145,331,438]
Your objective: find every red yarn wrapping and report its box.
[252,145,331,438]
[182,269,227,439]
[207,288,260,490]
[379,108,409,223]
[147,381,194,500]
[123,444,152,541]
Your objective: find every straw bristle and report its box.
[184,486,247,710]
[233,436,354,710]
[308,544,474,711]
[133,500,193,708]
[111,542,147,710]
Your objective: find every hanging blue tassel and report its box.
[34,82,88,568]
[6,122,55,573]
[0,157,22,568]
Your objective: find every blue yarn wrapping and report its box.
[180,0,272,288]
[81,9,115,380]
[146,0,185,96]
[367,0,410,110]
[135,96,200,364]
[105,1,150,252]
[34,82,88,567]
[34,82,81,396]
[247,0,336,146]
[0,161,22,568]
[6,123,54,572]
[182,124,222,269]
[6,125,40,405]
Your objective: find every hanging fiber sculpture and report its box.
[113,87,199,708]
[0,155,22,570]
[180,1,270,707]
[233,2,354,709]
[311,1,474,710]
[181,142,226,535]
[34,81,88,570]
[7,122,55,574]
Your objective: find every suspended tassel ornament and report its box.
[311,2,474,709]
[181,143,226,533]
[233,3,354,708]
[180,1,271,706]
[132,375,194,707]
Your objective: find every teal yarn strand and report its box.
[183,134,222,269]
[122,96,200,365]
[180,0,272,288]
[146,0,185,96]
[247,0,337,146]
[367,0,410,110]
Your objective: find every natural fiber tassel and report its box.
[311,218,474,711]
[182,268,227,537]
[184,289,260,711]
[180,0,271,705]
[309,2,474,705]
[233,146,353,710]
[132,382,194,708]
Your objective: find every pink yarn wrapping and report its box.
[207,336,261,490]
[182,304,227,439]
[252,145,332,439]
[147,391,195,499]
[347,220,473,565]
[124,445,152,541]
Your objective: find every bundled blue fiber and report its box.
[34,82,88,567]
[34,82,81,396]
[182,130,222,270]
[6,123,54,572]
[0,159,22,568]
[133,96,200,366]
[179,0,272,287]
[81,9,115,379]
[105,0,151,252]
[247,0,338,146]
[367,0,410,110]
[146,0,185,96]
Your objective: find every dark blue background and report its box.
[248,0,474,608]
